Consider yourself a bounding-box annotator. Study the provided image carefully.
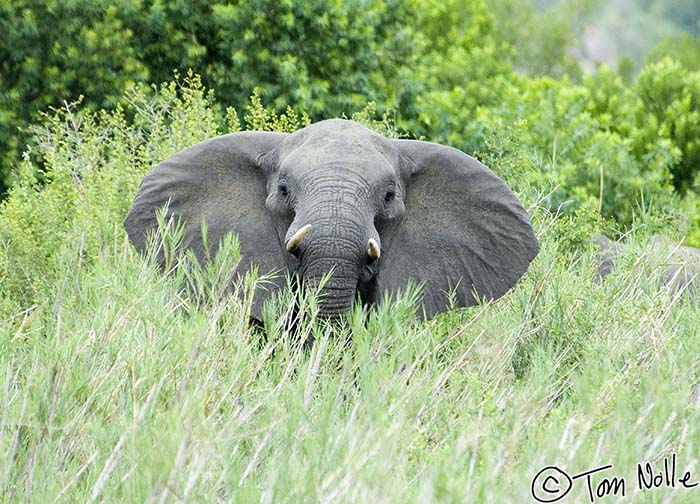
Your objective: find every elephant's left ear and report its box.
[377,139,540,319]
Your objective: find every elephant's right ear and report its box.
[124,131,290,318]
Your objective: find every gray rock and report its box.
[592,234,700,296]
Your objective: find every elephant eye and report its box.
[278,182,288,197]
[384,190,395,203]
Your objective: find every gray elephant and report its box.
[124,119,539,320]
[593,234,700,296]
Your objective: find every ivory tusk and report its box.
[286,224,312,252]
[368,238,380,260]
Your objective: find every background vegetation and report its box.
[581,0,699,73]
[1,0,699,501]
[1,0,699,241]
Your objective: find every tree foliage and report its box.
[0,0,417,192]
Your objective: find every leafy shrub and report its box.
[1,74,247,317]
[396,0,515,141]
[634,58,700,192]
[0,0,149,191]
[0,0,422,193]
[2,0,538,196]
[456,75,677,223]
[208,0,415,116]
[410,59,700,244]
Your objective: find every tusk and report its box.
[368,238,380,260]
[286,224,312,252]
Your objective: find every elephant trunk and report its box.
[293,203,368,317]
[301,256,359,317]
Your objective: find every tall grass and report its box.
[2,76,699,502]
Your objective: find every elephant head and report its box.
[124,119,539,319]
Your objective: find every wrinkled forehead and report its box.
[277,120,400,180]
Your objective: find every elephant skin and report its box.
[125,119,540,320]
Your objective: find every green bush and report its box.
[634,58,700,192]
[407,59,700,244]
[395,0,515,140]
[0,0,149,192]
[0,0,419,193]
[4,0,587,198]
[1,74,228,317]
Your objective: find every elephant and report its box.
[124,119,540,320]
[593,234,700,296]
